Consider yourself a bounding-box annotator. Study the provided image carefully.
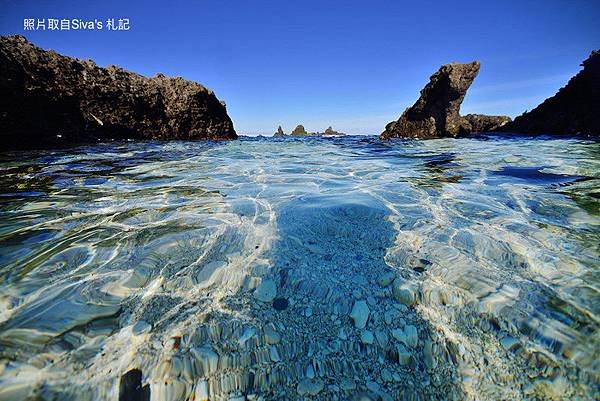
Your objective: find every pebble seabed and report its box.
[0,136,598,401]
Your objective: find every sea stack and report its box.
[274,126,286,137]
[498,50,599,136]
[290,124,310,136]
[322,126,345,136]
[0,35,237,150]
[380,61,510,139]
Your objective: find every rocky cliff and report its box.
[0,35,237,149]
[380,61,510,139]
[498,50,599,136]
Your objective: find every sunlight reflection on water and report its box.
[0,135,598,400]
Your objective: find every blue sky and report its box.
[1,0,598,135]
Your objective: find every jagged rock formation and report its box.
[380,61,510,139]
[322,126,345,136]
[274,125,286,137]
[285,125,346,137]
[0,35,237,149]
[464,114,511,133]
[498,50,599,136]
[290,124,311,136]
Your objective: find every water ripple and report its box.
[0,136,598,400]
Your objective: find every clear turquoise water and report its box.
[0,136,598,400]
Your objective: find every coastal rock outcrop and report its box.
[290,124,310,136]
[464,114,511,133]
[380,61,510,139]
[285,124,346,137]
[274,125,286,137]
[0,35,237,149]
[498,50,599,136]
[322,126,345,136]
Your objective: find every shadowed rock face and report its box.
[498,50,599,137]
[0,35,237,150]
[380,61,510,139]
[464,114,511,133]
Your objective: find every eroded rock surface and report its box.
[464,114,511,133]
[498,50,600,136]
[0,35,237,149]
[380,61,510,139]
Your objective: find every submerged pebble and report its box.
[132,321,152,336]
[253,279,277,303]
[297,378,324,396]
[350,300,370,329]
[361,330,374,345]
[0,137,596,401]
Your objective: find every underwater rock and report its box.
[194,380,209,401]
[269,345,281,362]
[297,378,324,395]
[361,330,375,344]
[378,272,396,287]
[392,279,417,306]
[253,279,277,303]
[272,297,289,311]
[498,50,600,136]
[149,380,187,401]
[396,344,413,365]
[392,325,418,348]
[350,300,370,329]
[380,61,510,139]
[374,328,389,348]
[0,35,236,150]
[190,345,219,375]
[119,369,150,401]
[263,323,281,344]
[132,321,152,336]
[340,377,357,391]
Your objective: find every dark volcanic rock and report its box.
[119,369,150,401]
[464,114,511,133]
[273,125,286,137]
[380,62,480,139]
[380,61,510,139]
[0,35,237,149]
[498,50,599,137]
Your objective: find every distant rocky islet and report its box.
[273,125,346,137]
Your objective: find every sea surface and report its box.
[0,135,598,401]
